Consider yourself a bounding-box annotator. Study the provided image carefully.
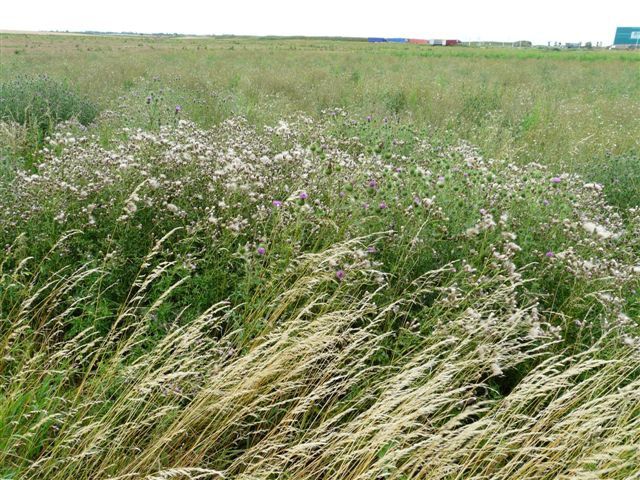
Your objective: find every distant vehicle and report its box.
[445,39,461,46]
[565,42,581,49]
[512,40,532,48]
[430,39,445,46]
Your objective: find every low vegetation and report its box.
[0,34,638,479]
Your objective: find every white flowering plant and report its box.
[1,104,639,479]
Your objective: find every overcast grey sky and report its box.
[1,0,639,45]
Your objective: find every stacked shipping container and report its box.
[368,37,460,46]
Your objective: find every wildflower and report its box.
[366,115,372,122]
[505,242,521,252]
[545,251,555,258]
[272,200,283,207]
[551,176,562,184]
[367,245,377,254]
[124,202,137,215]
[584,182,603,191]
[582,221,615,240]
[379,201,388,210]
[368,179,377,189]
[336,269,346,281]
[175,105,182,114]
[166,203,179,213]
[257,247,266,255]
[299,191,308,200]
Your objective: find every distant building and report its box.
[613,27,640,48]
[513,40,532,48]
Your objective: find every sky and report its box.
[1,0,639,45]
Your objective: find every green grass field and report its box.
[1,34,639,479]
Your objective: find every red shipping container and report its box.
[409,38,429,44]
[445,39,461,46]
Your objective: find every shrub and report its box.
[584,151,640,210]
[0,75,98,136]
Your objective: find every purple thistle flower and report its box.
[379,201,388,210]
[257,247,266,255]
[551,177,562,184]
[543,199,550,206]
[175,105,182,114]
[336,269,346,281]
[366,115,372,122]
[367,245,377,254]
[545,251,555,258]
[368,179,378,189]
[272,200,283,207]
[299,191,308,200]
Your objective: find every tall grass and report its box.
[2,233,638,479]
[1,34,638,174]
[1,34,639,479]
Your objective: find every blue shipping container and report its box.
[386,38,408,43]
[368,37,387,43]
[613,27,640,46]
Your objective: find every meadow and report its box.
[0,33,639,479]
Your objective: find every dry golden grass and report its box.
[2,235,638,479]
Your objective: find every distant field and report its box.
[2,33,639,170]
[1,34,639,480]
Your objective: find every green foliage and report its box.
[0,75,98,133]
[0,34,639,479]
[584,151,640,210]
[0,75,98,168]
